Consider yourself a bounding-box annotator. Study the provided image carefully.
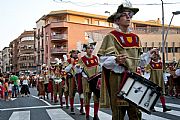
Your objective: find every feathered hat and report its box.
[107,4,139,23]
[69,49,80,57]
[82,36,96,52]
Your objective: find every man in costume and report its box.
[41,64,49,99]
[53,58,69,108]
[97,4,159,120]
[65,50,84,114]
[78,42,101,120]
[147,51,171,112]
[48,65,55,102]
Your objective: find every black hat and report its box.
[82,42,97,52]
[107,4,139,23]
[69,49,80,54]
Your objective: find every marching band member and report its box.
[37,75,45,99]
[42,64,49,99]
[53,63,61,103]
[147,51,171,112]
[64,50,81,114]
[60,67,69,108]
[48,65,55,102]
[54,58,69,108]
[78,42,101,120]
[167,63,176,97]
[97,3,159,120]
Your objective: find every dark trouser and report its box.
[12,85,18,97]
[21,85,30,95]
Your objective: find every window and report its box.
[152,42,154,47]
[84,18,90,24]
[168,47,173,53]
[94,20,99,25]
[99,21,105,26]
[21,37,34,41]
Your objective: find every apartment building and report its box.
[35,15,46,73]
[133,19,180,62]
[17,31,36,74]
[86,18,180,63]
[36,10,112,66]
[9,38,19,74]
[2,47,11,73]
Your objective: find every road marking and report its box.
[154,106,180,117]
[0,103,94,111]
[31,95,52,106]
[142,112,170,120]
[0,105,59,111]
[77,107,112,120]
[161,103,180,109]
[11,98,17,101]
[46,109,74,120]
[9,111,30,120]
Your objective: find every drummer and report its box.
[97,3,160,120]
[78,42,101,120]
[147,51,171,112]
[64,49,84,114]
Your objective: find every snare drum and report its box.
[117,72,162,114]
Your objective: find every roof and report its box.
[44,10,108,20]
[132,20,180,28]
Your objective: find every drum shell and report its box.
[118,72,162,114]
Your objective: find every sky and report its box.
[0,0,180,50]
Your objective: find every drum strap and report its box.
[118,70,128,93]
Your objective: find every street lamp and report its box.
[164,11,180,63]
[160,0,165,70]
[164,11,180,43]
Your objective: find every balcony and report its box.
[51,47,68,54]
[20,48,34,54]
[50,21,68,28]
[51,34,68,41]
[18,60,34,64]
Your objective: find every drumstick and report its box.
[127,56,140,60]
[115,55,140,60]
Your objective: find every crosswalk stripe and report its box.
[162,103,180,109]
[142,112,170,120]
[154,106,180,117]
[77,107,112,120]
[46,109,74,120]
[9,111,30,120]
[89,107,112,120]
[6,102,180,120]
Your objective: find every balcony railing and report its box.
[51,47,68,54]
[51,34,68,40]
[50,21,68,28]
[133,27,180,34]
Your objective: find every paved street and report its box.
[0,88,180,120]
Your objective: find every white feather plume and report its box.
[63,55,68,61]
[54,58,62,64]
